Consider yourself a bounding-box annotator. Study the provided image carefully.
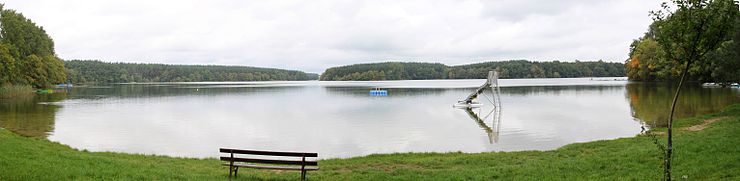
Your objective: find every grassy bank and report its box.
[1,105,739,180]
[0,85,34,99]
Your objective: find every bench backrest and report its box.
[219,148,318,166]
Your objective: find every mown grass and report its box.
[1,104,739,180]
[0,85,34,99]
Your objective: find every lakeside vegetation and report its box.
[1,104,737,180]
[0,1,738,180]
[319,60,625,81]
[0,4,66,89]
[633,1,739,179]
[64,60,319,84]
[625,2,740,85]
[0,85,33,99]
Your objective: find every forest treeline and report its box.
[320,62,446,81]
[65,60,319,83]
[0,4,66,88]
[0,4,320,86]
[319,60,625,81]
[625,2,739,84]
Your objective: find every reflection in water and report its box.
[457,74,503,144]
[501,85,625,96]
[625,83,740,127]
[68,84,307,99]
[323,87,448,97]
[462,106,502,144]
[0,93,66,137]
[0,79,737,158]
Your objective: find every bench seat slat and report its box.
[220,148,318,157]
[221,163,319,171]
[220,157,318,166]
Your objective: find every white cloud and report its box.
[3,0,661,73]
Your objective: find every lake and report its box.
[1,78,738,159]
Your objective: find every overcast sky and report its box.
[4,0,661,73]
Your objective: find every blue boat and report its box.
[57,83,74,88]
[369,88,388,96]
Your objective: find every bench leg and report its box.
[229,166,233,178]
[234,167,239,178]
[301,170,306,181]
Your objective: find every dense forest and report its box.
[65,60,319,83]
[0,4,66,88]
[447,60,624,79]
[320,62,447,81]
[320,60,625,81]
[625,2,740,84]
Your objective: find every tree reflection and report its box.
[625,83,739,127]
[322,87,448,97]
[0,93,66,137]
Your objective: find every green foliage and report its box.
[1,104,738,180]
[626,38,673,81]
[64,60,319,83]
[651,0,738,63]
[320,60,625,81]
[448,60,624,79]
[0,4,66,88]
[0,44,18,84]
[0,6,55,57]
[703,17,740,84]
[321,62,446,81]
[637,1,740,179]
[626,0,740,84]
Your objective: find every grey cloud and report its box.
[3,0,661,73]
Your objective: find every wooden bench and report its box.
[219,148,318,180]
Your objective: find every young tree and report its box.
[650,0,739,180]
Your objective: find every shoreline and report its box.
[0,104,738,180]
[0,85,34,99]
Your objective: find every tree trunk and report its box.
[664,59,693,181]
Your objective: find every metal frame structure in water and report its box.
[454,70,503,143]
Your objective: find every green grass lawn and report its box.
[1,104,739,180]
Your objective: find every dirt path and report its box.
[685,117,727,131]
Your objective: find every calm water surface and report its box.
[1,78,738,158]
